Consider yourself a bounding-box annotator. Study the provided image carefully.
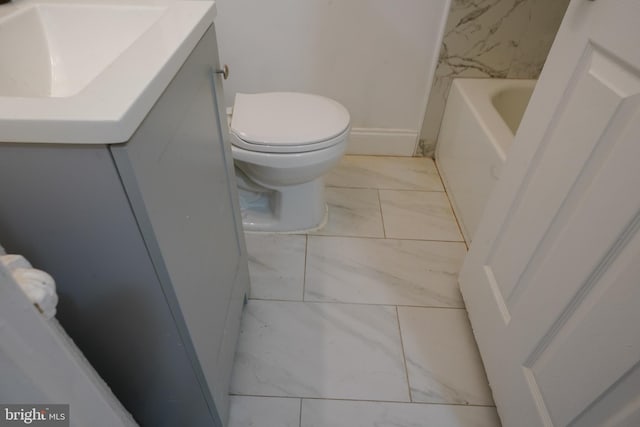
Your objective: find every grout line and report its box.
[249,233,463,244]
[325,184,446,192]
[245,297,467,310]
[395,305,413,403]
[229,394,301,400]
[227,393,497,408]
[377,189,387,238]
[302,235,308,302]
[308,232,385,239]
[341,154,432,160]
[299,398,303,427]
[433,160,469,250]
[301,233,464,244]
[339,187,448,194]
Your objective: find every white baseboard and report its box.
[346,128,418,156]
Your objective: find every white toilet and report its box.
[229,92,351,232]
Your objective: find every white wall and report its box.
[214,0,450,156]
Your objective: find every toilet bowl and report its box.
[229,92,350,232]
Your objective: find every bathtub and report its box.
[436,78,535,243]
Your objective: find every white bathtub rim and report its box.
[452,78,536,161]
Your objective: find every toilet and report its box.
[229,92,351,232]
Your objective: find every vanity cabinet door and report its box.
[110,25,248,426]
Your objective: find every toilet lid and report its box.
[230,92,350,148]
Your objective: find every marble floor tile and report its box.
[228,396,300,427]
[312,187,384,238]
[245,233,306,301]
[379,190,463,241]
[305,236,466,307]
[301,399,501,427]
[230,300,409,401]
[398,307,494,406]
[325,155,444,191]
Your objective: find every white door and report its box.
[459,1,640,426]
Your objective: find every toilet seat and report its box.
[230,126,350,155]
[230,92,351,154]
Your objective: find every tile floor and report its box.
[228,156,501,427]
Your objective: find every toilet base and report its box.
[239,178,328,233]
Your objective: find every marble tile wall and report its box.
[417,0,571,157]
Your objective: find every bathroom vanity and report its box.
[0,2,247,426]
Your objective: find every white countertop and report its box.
[0,0,216,143]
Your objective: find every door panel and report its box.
[531,230,640,425]
[570,360,640,427]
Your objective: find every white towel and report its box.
[0,255,58,320]
[0,254,31,270]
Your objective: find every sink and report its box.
[0,4,165,98]
[0,0,216,143]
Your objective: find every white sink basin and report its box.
[0,0,216,143]
[0,4,165,98]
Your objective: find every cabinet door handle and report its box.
[216,64,230,80]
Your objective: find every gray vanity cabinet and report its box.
[0,25,247,427]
